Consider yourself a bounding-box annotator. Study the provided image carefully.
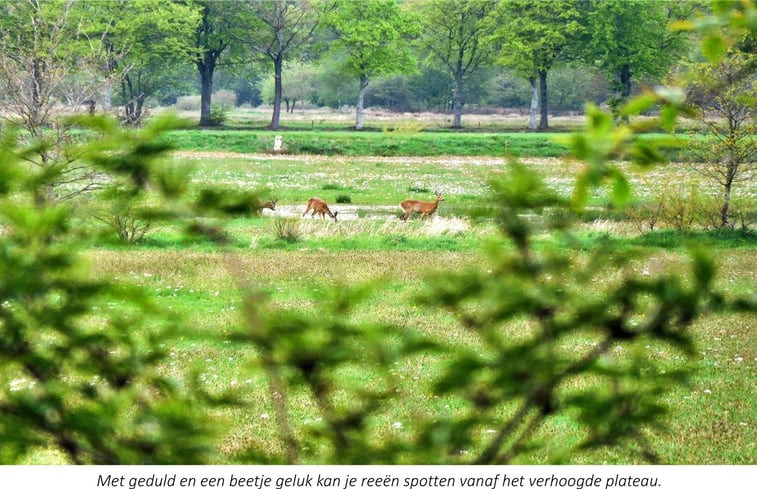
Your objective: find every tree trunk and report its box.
[355,73,369,130]
[616,64,632,123]
[198,55,215,126]
[528,77,538,131]
[284,99,290,113]
[31,57,43,130]
[270,55,284,130]
[619,64,632,100]
[538,70,548,130]
[102,79,112,111]
[720,180,732,228]
[291,100,296,113]
[452,73,464,128]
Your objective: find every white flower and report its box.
[392,422,403,429]
[735,356,744,363]
[703,389,712,394]
[261,413,270,419]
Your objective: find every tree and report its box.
[0,0,110,203]
[242,0,321,129]
[261,61,317,112]
[685,51,756,228]
[106,0,199,125]
[0,0,82,137]
[323,0,420,130]
[191,0,245,127]
[415,0,497,128]
[489,0,582,130]
[579,0,690,117]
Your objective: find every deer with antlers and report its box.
[400,191,444,221]
[302,197,338,222]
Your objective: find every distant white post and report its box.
[273,135,283,152]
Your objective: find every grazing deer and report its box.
[400,191,444,221]
[260,198,278,211]
[302,197,338,222]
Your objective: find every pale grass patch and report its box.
[278,216,473,240]
[578,218,638,235]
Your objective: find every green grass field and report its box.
[21,131,757,463]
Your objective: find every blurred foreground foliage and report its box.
[1,2,755,464]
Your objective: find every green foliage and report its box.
[578,0,690,110]
[323,0,421,80]
[0,117,219,463]
[490,0,582,77]
[335,194,352,203]
[207,104,229,126]
[271,218,302,243]
[683,50,756,228]
[1,0,755,466]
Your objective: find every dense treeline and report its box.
[0,0,705,130]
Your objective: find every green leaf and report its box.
[702,34,726,62]
[610,173,632,207]
[621,93,657,116]
[659,105,678,132]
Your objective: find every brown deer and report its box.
[260,198,278,211]
[400,191,444,221]
[302,197,338,222]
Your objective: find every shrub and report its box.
[407,185,430,193]
[207,104,228,126]
[336,194,351,203]
[93,207,151,244]
[175,95,201,111]
[271,217,302,242]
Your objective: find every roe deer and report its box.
[260,198,278,211]
[302,197,338,222]
[400,191,444,221]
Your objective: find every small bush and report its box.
[271,217,301,242]
[407,185,430,193]
[207,104,228,126]
[336,194,351,203]
[92,203,151,244]
[628,186,753,233]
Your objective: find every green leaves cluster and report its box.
[323,0,420,79]
[0,115,269,463]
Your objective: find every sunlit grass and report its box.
[73,247,757,464]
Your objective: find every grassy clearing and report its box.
[24,144,755,463]
[80,247,756,464]
[170,152,744,208]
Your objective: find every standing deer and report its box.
[302,197,338,222]
[400,191,444,221]
[260,198,278,211]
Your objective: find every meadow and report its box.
[49,118,754,465]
